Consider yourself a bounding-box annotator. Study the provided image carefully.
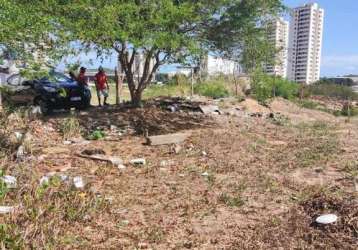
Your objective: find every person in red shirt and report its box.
[95,66,109,106]
[77,67,88,86]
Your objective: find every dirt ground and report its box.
[0,97,357,249]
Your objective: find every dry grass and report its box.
[0,97,357,249]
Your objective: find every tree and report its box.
[1,0,283,107]
[39,0,283,107]
[204,0,284,73]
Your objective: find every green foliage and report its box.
[194,81,230,99]
[316,77,355,86]
[144,83,191,99]
[0,169,8,201]
[88,130,105,140]
[60,117,81,140]
[305,83,358,101]
[251,72,299,103]
[341,103,358,116]
[218,193,245,207]
[0,223,23,250]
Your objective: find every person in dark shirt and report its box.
[77,67,88,86]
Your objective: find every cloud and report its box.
[321,54,358,76]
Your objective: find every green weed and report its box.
[218,193,245,207]
[194,81,230,99]
[88,130,105,140]
[60,116,81,139]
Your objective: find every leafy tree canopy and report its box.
[1,0,284,105]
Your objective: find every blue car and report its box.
[2,71,91,114]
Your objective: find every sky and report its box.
[284,0,358,76]
[60,1,358,77]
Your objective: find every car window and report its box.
[41,72,73,83]
[7,74,26,86]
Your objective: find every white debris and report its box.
[14,132,23,141]
[201,172,209,177]
[1,175,17,188]
[316,214,338,224]
[110,125,118,131]
[130,158,146,166]
[31,106,42,115]
[39,176,50,186]
[16,145,25,160]
[202,151,207,156]
[63,140,72,145]
[73,176,85,189]
[167,105,177,112]
[117,164,126,170]
[160,160,175,167]
[59,174,68,181]
[0,206,15,214]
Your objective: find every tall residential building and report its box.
[264,18,289,78]
[287,3,324,84]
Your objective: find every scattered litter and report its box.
[199,105,221,115]
[16,145,25,160]
[130,158,146,166]
[73,176,85,189]
[30,106,42,116]
[0,206,15,214]
[14,132,23,141]
[63,140,72,145]
[147,132,191,146]
[201,172,209,177]
[39,176,50,186]
[59,174,69,181]
[1,175,17,188]
[77,153,123,167]
[316,214,338,224]
[167,105,178,112]
[117,164,126,170]
[110,125,118,131]
[202,151,207,156]
[160,160,175,167]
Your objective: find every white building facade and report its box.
[202,55,243,77]
[264,18,289,78]
[287,3,324,84]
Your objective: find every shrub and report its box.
[60,117,81,140]
[305,83,358,101]
[341,103,358,116]
[88,130,105,140]
[144,82,191,99]
[251,72,299,103]
[194,81,230,99]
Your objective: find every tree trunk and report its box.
[0,92,2,112]
[115,68,120,105]
[131,89,143,108]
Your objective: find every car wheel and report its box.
[77,100,91,110]
[37,99,52,115]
